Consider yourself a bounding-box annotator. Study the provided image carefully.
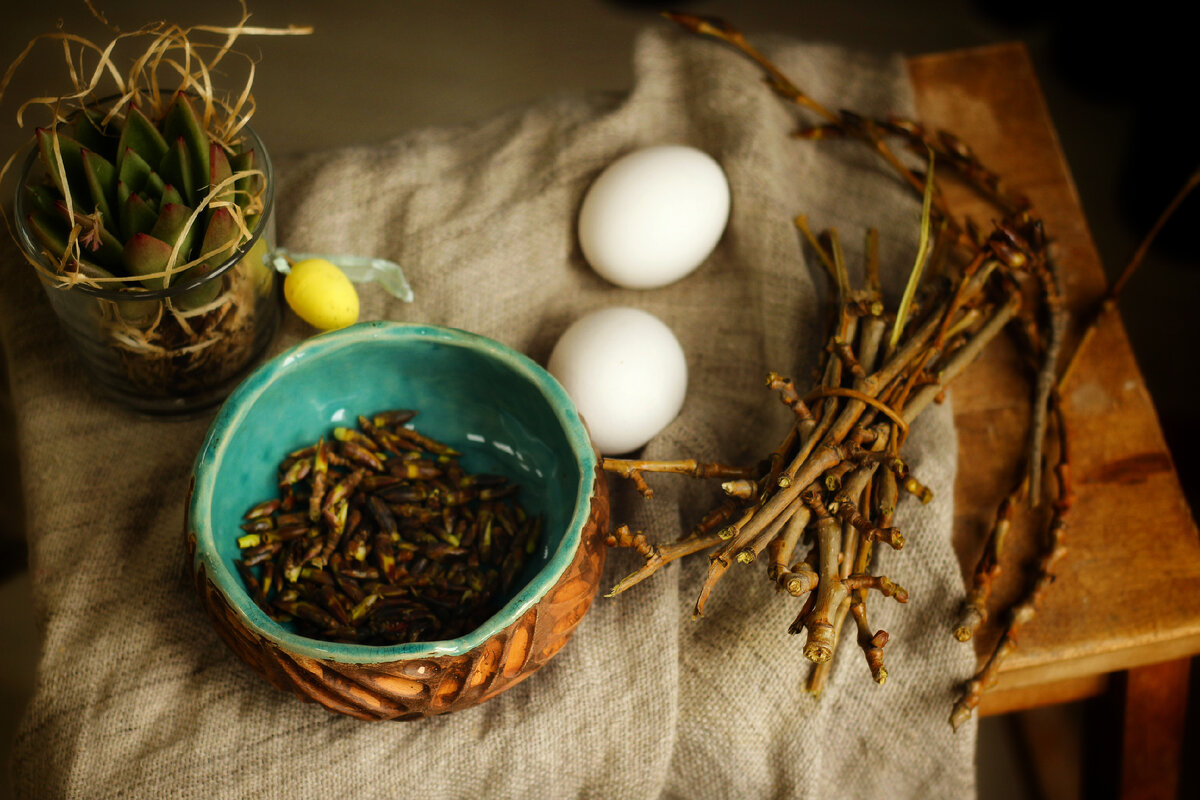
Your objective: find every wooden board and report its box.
[907,43,1200,712]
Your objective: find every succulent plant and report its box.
[23,93,263,310]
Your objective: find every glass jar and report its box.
[13,124,280,415]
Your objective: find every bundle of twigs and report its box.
[601,13,1071,729]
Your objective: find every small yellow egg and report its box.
[284,258,360,330]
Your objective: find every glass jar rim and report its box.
[12,119,274,301]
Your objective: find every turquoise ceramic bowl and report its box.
[187,321,610,719]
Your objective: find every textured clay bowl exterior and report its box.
[186,321,608,720]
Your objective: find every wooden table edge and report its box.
[906,42,1200,712]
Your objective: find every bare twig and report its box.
[595,13,1070,730]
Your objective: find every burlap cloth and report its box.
[1,27,977,799]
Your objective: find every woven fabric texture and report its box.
[2,27,977,799]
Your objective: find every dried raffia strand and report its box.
[599,12,1070,728]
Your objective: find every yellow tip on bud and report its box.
[804,643,832,663]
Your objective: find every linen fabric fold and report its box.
[2,26,977,799]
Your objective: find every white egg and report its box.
[547,307,688,455]
[578,145,730,289]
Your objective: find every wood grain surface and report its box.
[907,43,1200,712]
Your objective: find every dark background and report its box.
[1,3,1195,799]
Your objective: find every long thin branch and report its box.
[954,490,1018,641]
[1060,166,1200,388]
[602,458,756,498]
[593,13,1071,732]
[605,525,728,597]
[950,390,1072,728]
[1027,250,1068,507]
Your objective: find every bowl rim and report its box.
[189,320,600,664]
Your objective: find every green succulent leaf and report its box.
[74,260,120,283]
[158,136,195,205]
[116,107,168,173]
[117,146,153,195]
[173,276,223,310]
[122,230,213,307]
[180,206,242,311]
[228,147,255,171]
[81,149,118,227]
[160,183,184,209]
[229,148,256,213]
[162,95,210,199]
[198,206,238,267]
[207,143,235,209]
[149,202,198,267]
[145,171,166,199]
[122,193,159,242]
[36,128,90,208]
[25,210,70,258]
[24,92,258,304]
[73,109,116,161]
[115,297,160,328]
[23,183,59,216]
[52,200,123,269]
[26,211,112,280]
[122,231,175,289]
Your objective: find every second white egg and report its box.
[547,307,687,455]
[578,145,730,289]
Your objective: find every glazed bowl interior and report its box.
[189,321,598,664]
